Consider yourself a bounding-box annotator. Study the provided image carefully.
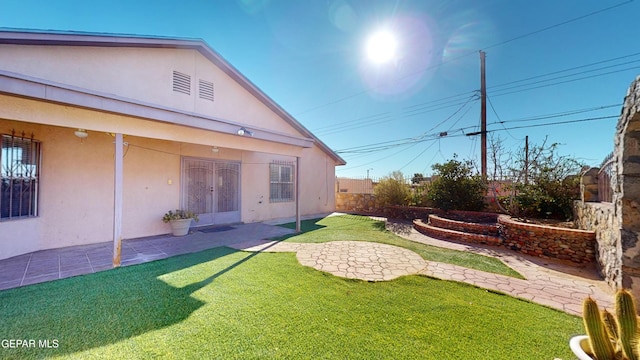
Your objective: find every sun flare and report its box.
[366,30,397,64]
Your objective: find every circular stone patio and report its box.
[295,241,427,281]
[231,240,427,281]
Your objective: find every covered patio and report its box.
[0,221,299,291]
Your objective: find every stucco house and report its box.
[0,29,345,262]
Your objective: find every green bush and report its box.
[408,184,432,207]
[374,171,410,207]
[502,175,580,220]
[427,157,487,211]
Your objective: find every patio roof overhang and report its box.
[0,70,315,149]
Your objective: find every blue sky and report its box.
[2,0,638,179]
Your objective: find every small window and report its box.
[172,71,191,95]
[199,80,214,101]
[270,161,295,203]
[1,133,40,219]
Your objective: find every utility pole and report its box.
[480,50,487,180]
[524,135,529,185]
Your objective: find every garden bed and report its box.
[392,205,597,264]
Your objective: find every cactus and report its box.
[583,297,617,359]
[581,289,640,360]
[616,290,639,360]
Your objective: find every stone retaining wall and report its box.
[385,205,498,223]
[397,206,596,263]
[429,214,499,236]
[413,219,501,246]
[498,215,596,264]
[574,201,621,288]
[335,193,380,213]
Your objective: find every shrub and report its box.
[374,171,410,207]
[427,157,487,211]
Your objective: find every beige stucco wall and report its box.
[0,120,114,258]
[0,42,341,260]
[0,116,338,260]
[0,44,297,136]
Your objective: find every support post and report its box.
[295,156,301,232]
[113,133,123,267]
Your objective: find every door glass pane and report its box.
[216,163,239,213]
[185,160,214,214]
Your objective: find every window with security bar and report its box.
[1,132,40,219]
[270,161,295,203]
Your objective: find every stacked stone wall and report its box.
[574,201,620,288]
[413,219,501,246]
[385,205,498,223]
[385,205,444,221]
[498,215,596,264]
[335,193,380,213]
[615,75,640,300]
[429,215,499,236]
[398,205,595,263]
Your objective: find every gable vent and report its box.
[199,80,214,101]
[172,71,191,95]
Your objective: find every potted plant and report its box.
[571,289,639,360]
[162,209,199,236]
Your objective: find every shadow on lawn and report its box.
[0,247,255,358]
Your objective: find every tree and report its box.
[411,173,425,184]
[374,171,410,207]
[489,135,583,220]
[427,156,487,211]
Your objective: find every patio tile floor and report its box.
[0,222,295,291]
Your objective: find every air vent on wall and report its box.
[199,80,214,101]
[172,71,191,95]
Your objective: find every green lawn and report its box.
[0,247,582,359]
[276,214,524,279]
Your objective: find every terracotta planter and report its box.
[169,218,193,236]
[570,335,594,360]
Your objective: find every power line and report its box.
[402,90,478,113]
[482,0,634,51]
[336,94,478,153]
[486,95,522,141]
[486,115,618,133]
[399,141,438,171]
[309,47,638,139]
[339,113,617,154]
[310,51,635,141]
[490,59,640,94]
[311,111,391,132]
[491,65,640,98]
[294,1,632,117]
[489,50,640,90]
[340,114,617,171]
[488,103,621,125]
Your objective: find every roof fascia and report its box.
[0,29,346,165]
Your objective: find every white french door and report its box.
[182,158,241,225]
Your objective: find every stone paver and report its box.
[231,218,615,316]
[230,240,427,281]
[385,220,615,315]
